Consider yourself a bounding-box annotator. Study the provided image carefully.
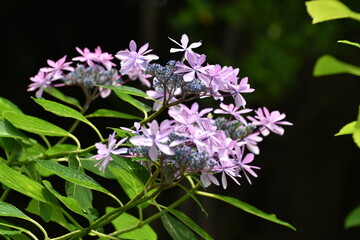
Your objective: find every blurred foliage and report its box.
[165,0,359,106]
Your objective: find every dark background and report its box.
[2,0,360,239]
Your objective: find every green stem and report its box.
[27,218,49,240]
[50,230,82,240]
[89,230,121,239]
[40,135,52,149]
[0,187,10,201]
[0,222,39,240]
[109,183,201,237]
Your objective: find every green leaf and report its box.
[0,201,30,220]
[33,98,102,140]
[338,40,360,49]
[0,219,32,240]
[33,98,88,122]
[44,87,81,110]
[113,91,151,115]
[305,0,360,24]
[86,108,142,120]
[43,180,93,219]
[0,118,29,142]
[167,208,213,240]
[108,166,145,200]
[0,220,22,237]
[101,85,151,99]
[161,212,197,240]
[45,144,78,155]
[335,121,356,136]
[26,199,75,231]
[0,159,57,205]
[353,122,360,148]
[313,55,360,77]
[35,160,118,203]
[80,158,116,179]
[345,204,360,228]
[112,155,150,185]
[195,191,296,231]
[0,97,23,115]
[65,155,94,213]
[2,111,75,138]
[106,207,157,240]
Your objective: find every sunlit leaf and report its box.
[313,55,360,77]
[161,212,197,240]
[106,207,157,240]
[305,0,360,24]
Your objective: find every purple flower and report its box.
[248,107,293,136]
[115,40,159,75]
[130,120,174,161]
[217,159,241,189]
[126,65,152,87]
[214,102,252,124]
[168,103,213,131]
[168,34,202,59]
[242,132,263,155]
[40,55,74,80]
[175,52,208,82]
[235,146,259,184]
[200,172,220,188]
[28,71,53,98]
[92,132,128,172]
[226,77,254,107]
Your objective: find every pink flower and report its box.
[92,132,128,172]
[115,40,159,75]
[248,107,293,136]
[40,55,74,80]
[27,71,53,98]
[93,46,116,70]
[72,47,96,67]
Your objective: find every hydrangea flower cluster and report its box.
[28,47,122,98]
[91,34,293,189]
